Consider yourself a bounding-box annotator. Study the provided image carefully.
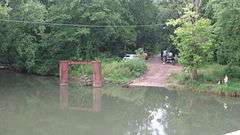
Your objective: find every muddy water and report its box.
[0,71,240,135]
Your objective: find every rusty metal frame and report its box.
[59,60,103,87]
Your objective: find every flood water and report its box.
[0,71,240,135]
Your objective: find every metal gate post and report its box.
[92,61,103,87]
[59,61,69,86]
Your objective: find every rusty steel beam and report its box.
[92,61,103,88]
[69,61,93,65]
[59,61,69,86]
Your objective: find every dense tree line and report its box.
[0,0,182,75]
[0,0,239,75]
[205,0,240,67]
[167,0,240,79]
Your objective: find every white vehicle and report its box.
[123,54,138,60]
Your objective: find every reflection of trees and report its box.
[102,87,170,134]
[162,92,240,135]
[103,86,240,135]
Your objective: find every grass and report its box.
[69,58,147,84]
[103,58,147,84]
[171,64,240,94]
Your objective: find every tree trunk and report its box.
[191,69,198,80]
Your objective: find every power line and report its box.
[0,19,163,28]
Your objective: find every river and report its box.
[0,71,240,135]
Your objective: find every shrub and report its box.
[103,59,147,83]
[198,64,240,82]
[215,82,240,93]
[68,58,147,84]
[135,48,145,59]
[172,64,240,93]
[199,64,225,82]
[171,72,190,84]
[225,65,240,79]
[69,65,93,78]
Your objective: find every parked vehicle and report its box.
[161,50,175,65]
[123,54,138,60]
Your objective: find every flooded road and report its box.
[0,71,240,135]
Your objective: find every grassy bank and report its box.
[171,64,240,96]
[69,58,147,84]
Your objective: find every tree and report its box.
[0,3,11,18]
[167,4,215,80]
[0,0,203,75]
[205,0,240,67]
[0,0,47,72]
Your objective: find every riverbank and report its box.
[168,64,240,97]
[0,58,148,86]
[0,64,26,73]
[69,58,148,85]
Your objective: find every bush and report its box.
[172,64,240,93]
[225,65,240,79]
[68,58,147,84]
[198,64,240,82]
[199,64,226,82]
[69,65,93,78]
[171,72,190,84]
[215,82,240,93]
[103,59,147,83]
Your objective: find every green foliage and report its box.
[135,48,145,59]
[199,64,226,82]
[0,3,11,18]
[135,48,144,55]
[172,64,240,93]
[167,4,215,79]
[0,0,47,72]
[205,0,240,66]
[103,59,147,83]
[69,64,93,79]
[216,82,240,93]
[225,66,240,79]
[0,0,183,75]
[199,64,240,81]
[170,0,240,92]
[67,58,147,84]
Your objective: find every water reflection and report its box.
[59,85,69,110]
[1,71,240,135]
[59,86,102,112]
[149,109,167,135]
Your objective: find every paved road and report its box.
[130,57,182,88]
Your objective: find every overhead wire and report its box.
[0,19,164,28]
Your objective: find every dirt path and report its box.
[129,57,182,88]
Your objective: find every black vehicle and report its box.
[161,50,175,65]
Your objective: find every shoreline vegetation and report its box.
[0,58,148,85]
[168,64,240,98]
[70,58,148,85]
[2,60,240,98]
